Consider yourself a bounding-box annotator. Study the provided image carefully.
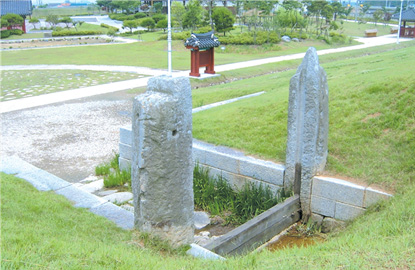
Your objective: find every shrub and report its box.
[100,23,119,32]
[134,12,146,19]
[52,30,103,37]
[158,31,191,41]
[151,14,166,23]
[0,30,11,39]
[194,26,212,34]
[10,29,23,36]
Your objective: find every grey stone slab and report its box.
[102,191,133,204]
[55,185,107,208]
[238,157,284,186]
[119,157,131,172]
[120,204,134,213]
[120,126,133,145]
[310,195,335,217]
[335,202,365,221]
[119,142,132,161]
[364,187,392,208]
[97,189,118,196]
[221,170,281,193]
[198,164,222,181]
[312,176,365,207]
[194,211,210,230]
[78,179,104,193]
[203,150,240,176]
[17,169,72,191]
[187,243,225,260]
[193,145,207,164]
[90,202,134,230]
[0,155,41,175]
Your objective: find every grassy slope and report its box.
[0,38,349,70]
[193,43,415,190]
[2,173,415,269]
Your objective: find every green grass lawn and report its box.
[192,42,415,191]
[2,171,415,269]
[0,36,356,70]
[328,20,394,37]
[1,33,44,40]
[0,70,146,101]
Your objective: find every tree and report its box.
[171,1,186,29]
[123,19,139,33]
[29,18,40,29]
[46,14,59,29]
[96,0,112,13]
[2,13,24,29]
[140,17,155,31]
[74,20,84,31]
[59,17,73,29]
[373,9,383,26]
[154,2,163,13]
[114,0,140,14]
[152,14,166,23]
[183,0,203,32]
[157,19,168,32]
[212,7,235,36]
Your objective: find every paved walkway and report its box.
[1,34,412,113]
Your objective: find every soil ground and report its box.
[0,37,113,50]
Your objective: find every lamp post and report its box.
[167,0,172,76]
[397,0,403,44]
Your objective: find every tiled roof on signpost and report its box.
[0,0,33,17]
[392,9,415,22]
[184,31,220,49]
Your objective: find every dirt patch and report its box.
[0,37,114,50]
[361,112,382,123]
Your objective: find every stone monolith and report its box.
[285,47,329,219]
[131,76,194,247]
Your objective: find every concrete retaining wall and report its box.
[119,126,285,192]
[120,126,392,222]
[310,176,392,221]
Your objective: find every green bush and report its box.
[10,29,23,35]
[151,14,166,23]
[0,30,11,38]
[100,23,119,32]
[134,12,146,19]
[158,31,191,41]
[194,26,212,34]
[109,13,135,21]
[52,30,103,36]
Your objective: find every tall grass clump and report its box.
[193,164,289,224]
[95,153,131,188]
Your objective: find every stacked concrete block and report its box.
[120,132,286,193]
[310,176,392,221]
[193,139,285,192]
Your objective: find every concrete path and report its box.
[1,34,412,113]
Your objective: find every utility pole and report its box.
[397,0,403,44]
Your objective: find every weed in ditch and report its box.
[193,164,290,225]
[95,153,130,188]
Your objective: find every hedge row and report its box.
[109,13,146,21]
[100,23,119,32]
[52,30,103,37]
[0,29,24,39]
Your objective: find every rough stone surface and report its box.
[285,47,329,218]
[55,185,107,208]
[321,217,345,233]
[132,76,194,247]
[194,211,210,230]
[102,191,133,204]
[309,213,324,227]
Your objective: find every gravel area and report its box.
[1,92,134,183]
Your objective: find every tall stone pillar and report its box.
[284,47,329,219]
[132,76,194,247]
